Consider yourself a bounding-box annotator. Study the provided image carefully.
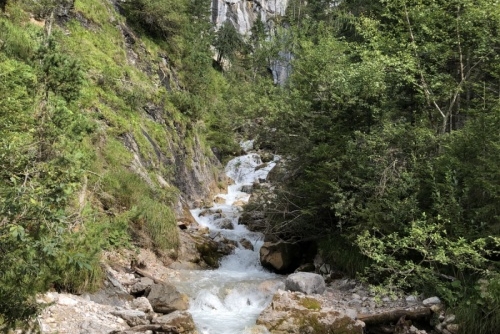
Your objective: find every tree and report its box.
[213,21,247,66]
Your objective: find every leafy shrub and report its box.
[456,276,500,334]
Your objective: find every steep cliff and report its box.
[212,0,289,34]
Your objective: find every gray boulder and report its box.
[111,310,149,327]
[423,296,441,306]
[256,290,364,334]
[285,272,326,295]
[213,218,233,230]
[131,296,153,313]
[240,238,254,251]
[87,274,133,307]
[240,184,254,193]
[130,277,154,295]
[147,283,189,314]
[152,311,197,332]
[260,241,302,274]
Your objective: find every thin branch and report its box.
[403,2,446,121]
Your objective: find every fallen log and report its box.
[133,267,167,285]
[110,324,179,333]
[358,306,431,325]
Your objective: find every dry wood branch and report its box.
[403,3,446,122]
[110,324,179,333]
[358,306,431,325]
[133,267,167,285]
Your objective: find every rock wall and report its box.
[211,0,289,35]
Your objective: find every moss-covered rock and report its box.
[257,291,364,334]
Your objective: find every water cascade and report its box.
[172,142,283,333]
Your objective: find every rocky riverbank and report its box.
[33,245,459,334]
[31,146,461,334]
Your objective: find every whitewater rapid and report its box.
[172,142,283,333]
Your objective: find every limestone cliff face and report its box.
[211,0,289,35]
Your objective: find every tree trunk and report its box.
[358,307,431,325]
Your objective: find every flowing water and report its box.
[172,142,283,334]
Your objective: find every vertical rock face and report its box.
[212,0,289,35]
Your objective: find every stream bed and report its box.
[171,144,283,333]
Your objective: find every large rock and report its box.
[239,210,266,232]
[147,283,189,314]
[110,310,149,327]
[87,274,134,307]
[260,241,302,274]
[285,272,326,295]
[240,238,254,250]
[152,311,198,333]
[213,218,234,229]
[131,296,153,313]
[130,277,154,295]
[256,290,364,334]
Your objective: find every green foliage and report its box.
[213,21,248,65]
[0,21,97,325]
[456,275,500,334]
[357,216,495,299]
[36,36,84,102]
[319,237,372,278]
[121,0,188,56]
[136,197,179,251]
[252,0,500,322]
[299,297,321,310]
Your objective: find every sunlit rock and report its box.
[147,283,189,314]
[257,290,364,334]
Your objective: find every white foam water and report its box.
[172,147,282,334]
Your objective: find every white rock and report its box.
[57,295,78,306]
[444,314,456,324]
[423,296,441,306]
[131,297,153,313]
[345,308,357,320]
[285,272,326,295]
[406,295,418,303]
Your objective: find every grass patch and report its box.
[136,197,179,251]
[299,297,321,310]
[319,236,372,278]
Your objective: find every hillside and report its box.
[0,0,238,326]
[2,0,500,333]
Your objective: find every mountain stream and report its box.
[171,142,283,333]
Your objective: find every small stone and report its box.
[345,308,357,319]
[240,185,253,193]
[348,299,362,306]
[351,293,361,300]
[406,295,418,303]
[111,309,149,327]
[444,314,456,324]
[240,238,254,250]
[435,323,443,333]
[423,296,441,306]
[441,329,452,334]
[430,304,443,312]
[409,325,418,333]
[131,297,153,313]
[57,295,78,306]
[446,324,459,334]
[382,297,391,303]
